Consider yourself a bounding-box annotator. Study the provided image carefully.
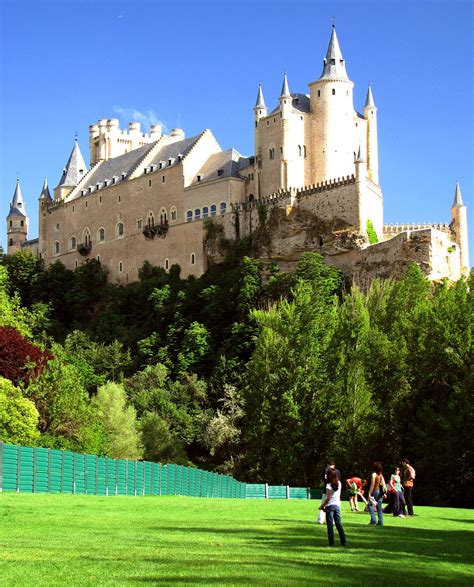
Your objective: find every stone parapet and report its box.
[383,222,451,237]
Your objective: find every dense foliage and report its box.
[1,250,472,507]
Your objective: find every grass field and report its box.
[0,494,473,586]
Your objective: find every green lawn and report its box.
[0,494,472,586]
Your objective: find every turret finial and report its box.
[280,71,291,98]
[453,181,464,207]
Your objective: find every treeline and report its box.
[1,250,473,507]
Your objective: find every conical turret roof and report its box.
[280,71,291,97]
[39,178,52,202]
[319,25,349,81]
[365,84,376,108]
[8,179,27,218]
[55,140,87,189]
[254,83,266,109]
[452,182,464,208]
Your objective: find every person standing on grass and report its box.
[389,467,405,518]
[367,461,386,526]
[319,468,346,547]
[318,459,341,524]
[402,458,416,516]
[346,476,367,511]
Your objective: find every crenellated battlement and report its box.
[383,222,451,236]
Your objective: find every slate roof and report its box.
[319,25,349,81]
[365,85,375,109]
[269,93,311,115]
[254,84,266,109]
[8,180,26,218]
[39,178,52,202]
[190,148,244,186]
[55,141,87,189]
[453,182,464,207]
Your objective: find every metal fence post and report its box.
[61,451,65,493]
[73,453,76,494]
[33,447,37,494]
[286,485,290,499]
[17,445,21,493]
[105,457,109,496]
[95,455,99,495]
[47,448,51,493]
[265,483,268,499]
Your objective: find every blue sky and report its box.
[1,0,473,266]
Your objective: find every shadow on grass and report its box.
[129,520,473,585]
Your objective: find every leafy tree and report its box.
[4,250,43,307]
[140,412,188,464]
[93,382,142,459]
[0,327,52,386]
[177,321,211,373]
[0,377,40,445]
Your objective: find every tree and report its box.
[0,327,52,386]
[0,377,40,445]
[140,412,188,464]
[93,382,142,459]
[4,250,43,307]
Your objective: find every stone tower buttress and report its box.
[364,84,379,185]
[451,182,470,275]
[309,25,356,185]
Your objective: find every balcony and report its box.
[77,242,92,256]
[143,220,169,240]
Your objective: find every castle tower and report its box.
[279,72,292,188]
[6,179,28,254]
[309,25,356,184]
[364,84,379,185]
[54,139,87,201]
[451,182,470,275]
[38,178,52,259]
[253,83,267,197]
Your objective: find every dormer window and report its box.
[168,158,173,166]
[197,175,202,182]
[121,173,127,180]
[217,169,224,177]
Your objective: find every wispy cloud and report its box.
[113,106,168,132]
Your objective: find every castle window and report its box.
[149,180,152,187]
[210,204,217,217]
[266,120,269,125]
[99,195,102,203]
[273,118,276,122]
[148,212,155,227]
[116,222,124,238]
[119,261,123,273]
[203,206,209,219]
[298,145,302,157]
[70,236,77,251]
[280,147,283,155]
[83,228,91,246]
[72,206,75,212]
[98,227,105,242]
[187,210,193,222]
[217,169,224,177]
[9,238,13,246]
[162,176,165,183]
[220,202,227,216]
[85,201,88,208]
[191,253,196,265]
[21,220,24,227]
[118,195,121,203]
[165,258,169,270]
[197,175,202,182]
[171,206,177,222]
[97,255,100,262]
[9,221,12,227]
[75,260,78,268]
[122,173,126,179]
[318,90,320,97]
[137,217,143,230]
[55,223,60,230]
[255,121,257,128]
[269,148,275,160]
[54,241,60,255]
[160,208,167,224]
[332,89,336,96]
[194,208,201,221]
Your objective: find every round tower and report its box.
[253,83,267,160]
[309,25,356,184]
[451,182,470,275]
[364,84,379,185]
[38,178,52,259]
[6,180,28,255]
[279,72,292,188]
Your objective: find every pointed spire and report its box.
[8,179,27,218]
[319,25,349,81]
[254,83,266,109]
[452,181,464,207]
[365,84,376,109]
[280,71,291,98]
[55,140,87,189]
[39,178,52,202]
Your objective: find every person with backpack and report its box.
[402,458,416,516]
[319,468,346,547]
[367,461,386,526]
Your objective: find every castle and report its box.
[6,26,469,285]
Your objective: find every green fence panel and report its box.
[62,452,74,494]
[135,461,144,496]
[2,444,18,492]
[18,446,33,493]
[74,453,85,494]
[116,460,126,495]
[289,487,309,499]
[126,460,135,496]
[245,483,266,499]
[34,447,49,493]
[268,486,287,499]
[97,457,107,496]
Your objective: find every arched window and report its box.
[54,241,60,255]
[165,258,170,270]
[203,206,209,219]
[147,211,155,227]
[220,202,227,216]
[116,222,124,238]
[137,217,143,230]
[269,148,275,160]
[332,88,336,96]
[98,227,105,242]
[170,206,177,222]
[194,208,201,221]
[70,236,77,251]
[210,204,217,217]
[9,238,13,246]
[118,261,123,273]
[160,208,167,224]
[75,260,78,268]
[186,210,193,222]
[191,253,196,265]
[83,228,91,246]
[248,194,255,203]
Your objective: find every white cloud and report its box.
[113,106,168,132]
